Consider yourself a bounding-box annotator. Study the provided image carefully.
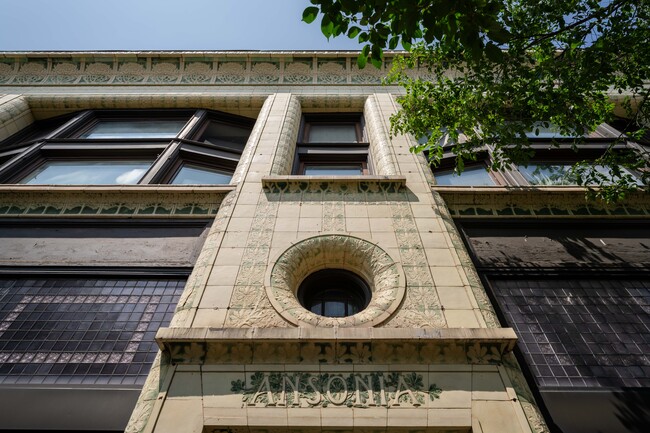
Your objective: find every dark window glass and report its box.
[199,121,251,151]
[303,164,364,176]
[434,165,496,186]
[0,109,256,185]
[0,277,186,385]
[489,277,650,388]
[524,122,580,139]
[307,124,358,143]
[19,160,152,185]
[298,269,370,318]
[171,164,232,184]
[295,115,368,175]
[80,120,187,139]
[518,163,640,186]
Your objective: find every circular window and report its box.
[298,269,370,318]
[267,235,405,327]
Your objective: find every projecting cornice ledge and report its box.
[434,186,650,218]
[0,185,235,218]
[156,327,517,365]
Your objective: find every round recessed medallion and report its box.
[266,234,405,327]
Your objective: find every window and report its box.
[517,162,641,186]
[78,119,187,139]
[297,269,370,318]
[293,114,370,175]
[434,165,497,186]
[0,109,255,185]
[198,120,252,150]
[430,122,644,187]
[19,160,153,185]
[459,219,650,433]
[302,164,365,176]
[171,164,233,185]
[0,276,187,385]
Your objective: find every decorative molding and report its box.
[435,187,650,218]
[261,176,406,194]
[269,95,302,175]
[266,234,405,328]
[223,191,284,328]
[0,52,410,87]
[0,95,33,141]
[383,201,446,328]
[155,327,518,365]
[0,185,233,218]
[364,95,399,175]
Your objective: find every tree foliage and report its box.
[303,0,649,200]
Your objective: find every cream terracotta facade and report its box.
[0,51,551,433]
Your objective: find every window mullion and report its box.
[178,109,208,139]
[49,110,96,139]
[0,141,46,182]
[137,141,182,185]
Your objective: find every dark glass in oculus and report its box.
[298,269,370,318]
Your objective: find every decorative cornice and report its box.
[434,186,650,218]
[0,52,413,87]
[156,327,518,365]
[262,175,406,194]
[0,185,234,217]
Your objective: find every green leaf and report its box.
[388,36,399,50]
[357,53,367,69]
[347,26,361,39]
[302,6,319,24]
[485,43,503,62]
[321,15,334,38]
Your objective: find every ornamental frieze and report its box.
[0,186,231,218]
[0,52,436,87]
[231,372,442,408]
[156,327,518,365]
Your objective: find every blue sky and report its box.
[0,0,363,51]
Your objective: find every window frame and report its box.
[430,125,644,187]
[0,109,255,186]
[293,113,370,175]
[297,269,371,318]
[431,149,507,186]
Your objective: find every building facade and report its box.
[0,51,647,433]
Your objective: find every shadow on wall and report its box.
[606,388,650,433]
